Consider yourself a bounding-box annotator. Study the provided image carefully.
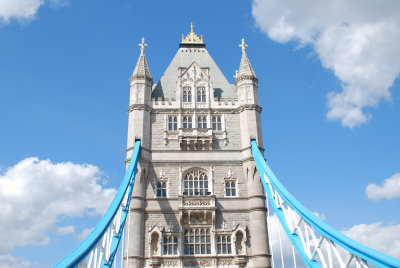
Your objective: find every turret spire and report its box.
[131,37,152,82]
[236,38,257,82]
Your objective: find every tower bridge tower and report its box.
[125,25,271,268]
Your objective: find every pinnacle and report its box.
[131,38,152,81]
[237,38,257,81]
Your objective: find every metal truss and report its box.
[53,140,141,268]
[251,140,400,268]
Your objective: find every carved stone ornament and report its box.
[183,199,211,206]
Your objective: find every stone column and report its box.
[125,160,148,268]
[245,160,272,268]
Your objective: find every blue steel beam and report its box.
[53,140,141,268]
[251,140,400,268]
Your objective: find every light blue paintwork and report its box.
[53,140,141,268]
[251,140,400,268]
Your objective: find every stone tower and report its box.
[125,25,271,268]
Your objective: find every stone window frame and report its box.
[183,115,193,129]
[163,234,179,256]
[182,169,210,196]
[224,178,238,197]
[216,234,232,255]
[212,115,222,131]
[155,178,168,198]
[183,228,212,255]
[183,86,192,102]
[197,115,207,129]
[168,115,178,131]
[196,86,206,103]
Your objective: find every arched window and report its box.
[184,228,211,255]
[212,116,222,131]
[197,87,206,102]
[183,116,192,129]
[225,180,236,196]
[156,181,167,197]
[168,116,177,131]
[183,170,208,196]
[197,116,207,129]
[183,87,192,102]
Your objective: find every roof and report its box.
[151,48,237,100]
[131,38,152,81]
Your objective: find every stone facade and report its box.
[124,28,271,267]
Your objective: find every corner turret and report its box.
[235,38,263,149]
[129,38,153,106]
[235,38,259,106]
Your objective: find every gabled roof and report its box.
[151,48,236,99]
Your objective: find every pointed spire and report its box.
[236,38,257,81]
[131,37,152,82]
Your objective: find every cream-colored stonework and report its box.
[124,29,271,268]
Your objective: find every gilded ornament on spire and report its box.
[181,22,204,44]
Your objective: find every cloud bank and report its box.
[366,172,400,200]
[0,157,116,264]
[252,0,400,127]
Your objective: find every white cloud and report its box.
[343,222,400,259]
[366,172,400,200]
[0,255,30,268]
[0,157,116,256]
[0,0,68,23]
[76,227,94,242]
[267,213,400,266]
[252,0,400,127]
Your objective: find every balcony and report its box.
[179,195,216,209]
[178,128,213,150]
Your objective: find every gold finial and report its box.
[181,22,204,44]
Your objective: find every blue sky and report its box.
[0,0,399,267]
